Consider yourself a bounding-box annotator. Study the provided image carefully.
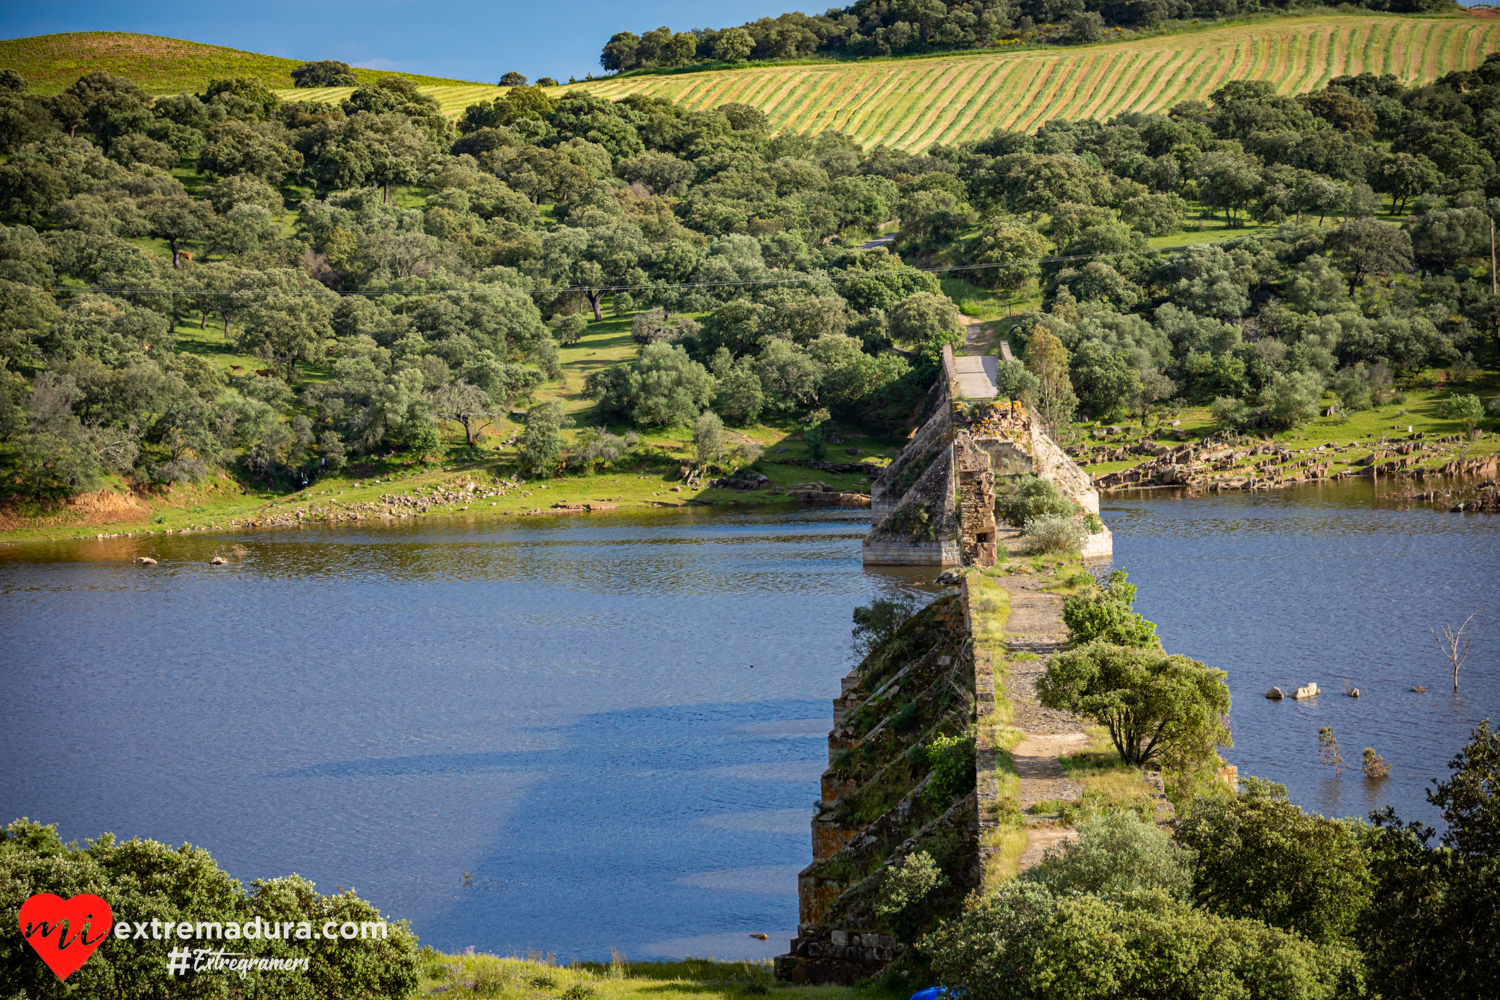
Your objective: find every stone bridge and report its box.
[863,344,1111,566]
[775,347,1113,986]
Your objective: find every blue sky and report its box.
[0,1,802,83]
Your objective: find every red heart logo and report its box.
[18,893,113,981]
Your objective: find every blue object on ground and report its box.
[909,988,958,1000]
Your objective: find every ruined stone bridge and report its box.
[775,347,1112,985]
[863,344,1111,566]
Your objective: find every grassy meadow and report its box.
[0,32,482,95]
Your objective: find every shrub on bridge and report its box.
[1061,569,1156,647]
[1036,641,1230,772]
[995,474,1075,528]
[1020,513,1082,555]
[1020,810,1193,902]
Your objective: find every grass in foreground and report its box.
[415,953,855,1000]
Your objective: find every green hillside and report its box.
[0,31,483,95]
[266,14,1500,146]
[577,13,1500,147]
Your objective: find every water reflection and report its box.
[0,506,915,960]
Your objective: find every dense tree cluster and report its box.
[924,721,1500,1000]
[601,0,1452,71]
[4,44,1500,498]
[919,62,1500,426]
[0,67,964,497]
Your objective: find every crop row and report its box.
[577,15,1500,148]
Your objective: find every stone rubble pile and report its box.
[1088,431,1495,492]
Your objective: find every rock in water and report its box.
[1291,682,1320,700]
[1265,687,1284,700]
[134,556,157,565]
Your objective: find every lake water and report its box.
[2,485,1495,959]
[0,507,918,962]
[1107,479,1499,829]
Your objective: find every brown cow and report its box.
[229,365,243,371]
[255,369,275,377]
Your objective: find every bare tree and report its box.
[1431,610,1481,692]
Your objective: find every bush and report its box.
[1209,394,1249,430]
[1037,641,1230,771]
[995,474,1076,527]
[583,343,715,428]
[1357,722,1500,998]
[0,819,419,999]
[1062,569,1157,647]
[1021,513,1082,554]
[803,420,827,460]
[552,313,588,345]
[1177,780,1374,944]
[573,426,630,469]
[925,732,976,803]
[1259,370,1324,430]
[694,410,724,465]
[520,400,571,476]
[1444,393,1484,436]
[923,882,1364,1000]
[1020,810,1194,902]
[876,851,948,941]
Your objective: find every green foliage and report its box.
[1019,810,1193,902]
[1429,718,1500,861]
[889,292,965,352]
[0,818,420,1000]
[1038,640,1230,771]
[1177,780,1374,944]
[584,343,716,428]
[925,732,975,803]
[1020,513,1082,555]
[994,474,1075,528]
[1356,721,1500,998]
[923,882,1363,1000]
[1061,569,1157,647]
[520,399,572,476]
[1444,393,1485,436]
[693,409,725,465]
[1209,394,1249,430]
[876,851,949,941]
[803,420,827,460]
[1259,370,1325,431]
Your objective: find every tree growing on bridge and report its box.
[1037,640,1230,771]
